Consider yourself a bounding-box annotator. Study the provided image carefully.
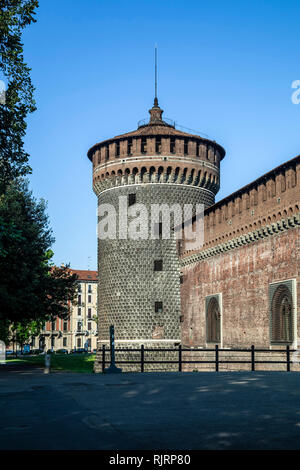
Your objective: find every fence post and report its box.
[215,344,219,372]
[251,345,255,371]
[102,344,106,373]
[141,344,144,373]
[179,345,182,372]
[286,345,290,372]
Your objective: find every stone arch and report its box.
[206,297,221,343]
[271,284,293,343]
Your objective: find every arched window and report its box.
[271,284,293,343]
[206,297,221,343]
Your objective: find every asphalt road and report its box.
[1,365,300,450]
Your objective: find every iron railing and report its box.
[100,344,297,373]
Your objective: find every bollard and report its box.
[44,353,51,374]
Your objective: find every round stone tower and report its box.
[87,98,225,371]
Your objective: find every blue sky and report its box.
[19,0,300,270]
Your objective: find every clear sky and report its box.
[20,0,300,270]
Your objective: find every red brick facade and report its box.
[180,155,300,350]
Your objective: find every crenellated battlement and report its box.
[179,154,300,257]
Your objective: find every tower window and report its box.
[155,137,161,154]
[128,138,133,155]
[154,260,163,271]
[184,139,188,155]
[88,295,92,303]
[128,193,136,206]
[63,321,68,332]
[141,137,147,154]
[78,308,81,316]
[63,337,67,347]
[153,222,163,238]
[170,137,175,153]
[105,146,109,160]
[155,302,163,313]
[88,322,92,331]
[116,141,120,157]
[196,142,200,156]
[88,308,92,319]
[88,285,92,293]
[78,295,81,305]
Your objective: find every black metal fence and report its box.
[100,344,298,373]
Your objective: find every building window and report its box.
[184,139,188,155]
[88,295,92,303]
[77,338,81,348]
[51,336,55,348]
[78,308,81,316]
[116,141,120,157]
[155,302,163,313]
[63,337,67,347]
[88,322,91,331]
[88,285,92,293]
[31,337,35,347]
[153,222,163,238]
[270,283,293,343]
[77,321,81,332]
[78,295,81,305]
[63,321,68,332]
[141,137,147,154]
[128,138,133,155]
[206,296,221,343]
[170,137,175,153]
[88,308,92,319]
[180,275,184,284]
[51,320,56,331]
[155,137,161,154]
[154,260,163,271]
[128,193,136,206]
[78,284,82,293]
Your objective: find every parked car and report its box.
[56,349,69,354]
[5,350,14,356]
[71,348,87,354]
[31,349,44,355]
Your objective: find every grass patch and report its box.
[6,354,96,373]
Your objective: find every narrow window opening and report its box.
[184,139,188,155]
[128,193,136,206]
[141,137,147,154]
[154,260,163,271]
[116,141,120,157]
[170,137,175,153]
[155,137,161,154]
[128,138,133,155]
[155,301,163,313]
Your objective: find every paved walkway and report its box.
[1,366,300,450]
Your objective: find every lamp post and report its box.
[104,325,122,373]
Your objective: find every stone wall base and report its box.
[182,349,300,372]
[94,340,181,373]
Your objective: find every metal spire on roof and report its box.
[154,43,158,106]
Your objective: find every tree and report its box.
[0,0,39,192]
[0,180,79,344]
[0,1,79,346]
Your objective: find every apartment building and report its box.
[35,269,98,352]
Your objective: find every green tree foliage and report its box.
[0,181,79,343]
[0,0,39,192]
[0,2,79,345]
